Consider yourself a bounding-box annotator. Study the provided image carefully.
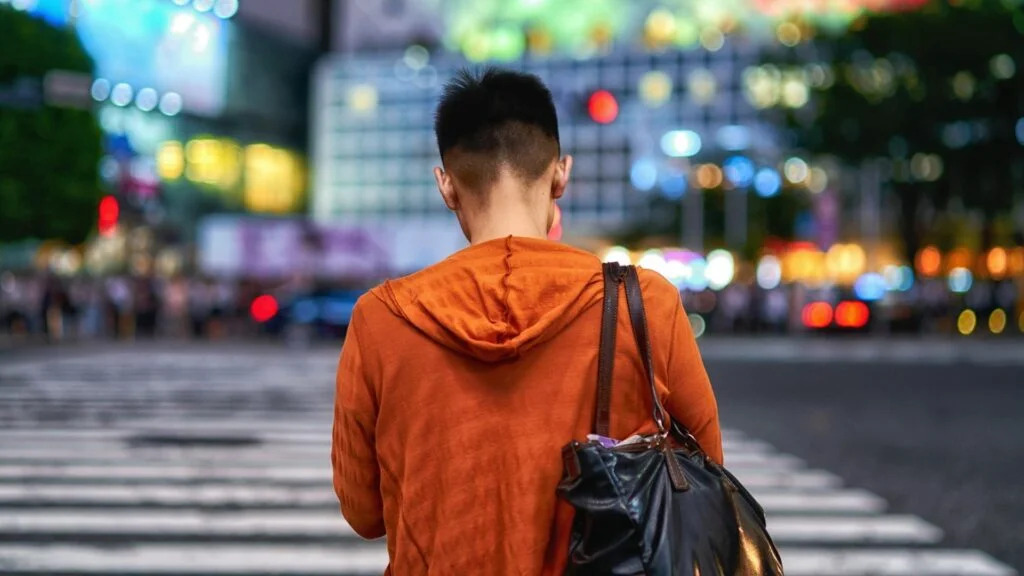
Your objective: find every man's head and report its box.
[433,68,572,243]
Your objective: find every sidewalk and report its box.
[696,336,1024,366]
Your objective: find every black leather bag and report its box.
[557,263,784,575]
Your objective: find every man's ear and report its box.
[434,167,459,211]
[551,155,573,200]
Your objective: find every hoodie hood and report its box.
[373,236,604,362]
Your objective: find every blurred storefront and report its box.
[13,0,315,275]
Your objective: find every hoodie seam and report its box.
[501,236,515,355]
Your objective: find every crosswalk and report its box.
[0,350,1017,575]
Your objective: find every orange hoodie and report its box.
[332,236,722,576]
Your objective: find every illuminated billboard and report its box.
[19,0,229,116]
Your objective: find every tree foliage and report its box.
[0,5,103,244]
[767,0,1024,252]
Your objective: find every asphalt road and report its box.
[709,359,1024,572]
[0,340,1019,575]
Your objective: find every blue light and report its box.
[630,158,658,191]
[1016,117,1024,146]
[660,172,687,200]
[754,168,782,198]
[884,265,915,292]
[948,268,973,294]
[724,156,756,188]
[854,273,887,302]
[660,130,702,158]
[716,125,751,151]
[897,266,914,292]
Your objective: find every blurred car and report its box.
[799,288,874,334]
[258,289,366,342]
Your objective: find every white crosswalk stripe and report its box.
[0,351,1017,575]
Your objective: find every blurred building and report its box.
[11,0,319,253]
[311,45,777,241]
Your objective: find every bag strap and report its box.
[622,266,669,435]
[595,262,623,436]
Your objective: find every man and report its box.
[332,68,722,575]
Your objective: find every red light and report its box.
[250,295,279,323]
[802,302,834,329]
[835,301,870,328]
[588,90,619,124]
[98,195,119,237]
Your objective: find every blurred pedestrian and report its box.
[40,274,69,342]
[133,276,159,339]
[162,275,188,339]
[187,277,212,339]
[331,69,723,575]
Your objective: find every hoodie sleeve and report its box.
[657,282,724,466]
[331,302,386,539]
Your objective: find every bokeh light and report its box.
[854,273,886,302]
[835,301,869,328]
[695,164,724,189]
[754,168,782,197]
[639,71,673,107]
[250,295,279,323]
[784,157,809,183]
[989,309,1007,335]
[724,156,756,188]
[756,255,782,290]
[957,310,977,336]
[916,246,942,277]
[630,158,658,191]
[802,302,833,329]
[948,267,973,294]
[688,313,707,339]
[987,247,1007,278]
[588,90,619,124]
[661,130,702,157]
[602,246,632,266]
[705,250,735,291]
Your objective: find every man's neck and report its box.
[467,195,548,245]
[469,219,548,245]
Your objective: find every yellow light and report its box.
[348,84,378,114]
[826,243,867,284]
[807,167,829,193]
[695,164,723,189]
[776,22,801,47]
[743,66,780,109]
[784,157,809,183]
[781,72,809,108]
[645,9,677,47]
[957,310,977,336]
[1019,311,1024,333]
[156,141,184,181]
[987,247,1008,278]
[989,309,1007,334]
[184,138,241,190]
[244,144,305,214]
[639,71,673,107]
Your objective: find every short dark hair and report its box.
[434,68,560,191]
